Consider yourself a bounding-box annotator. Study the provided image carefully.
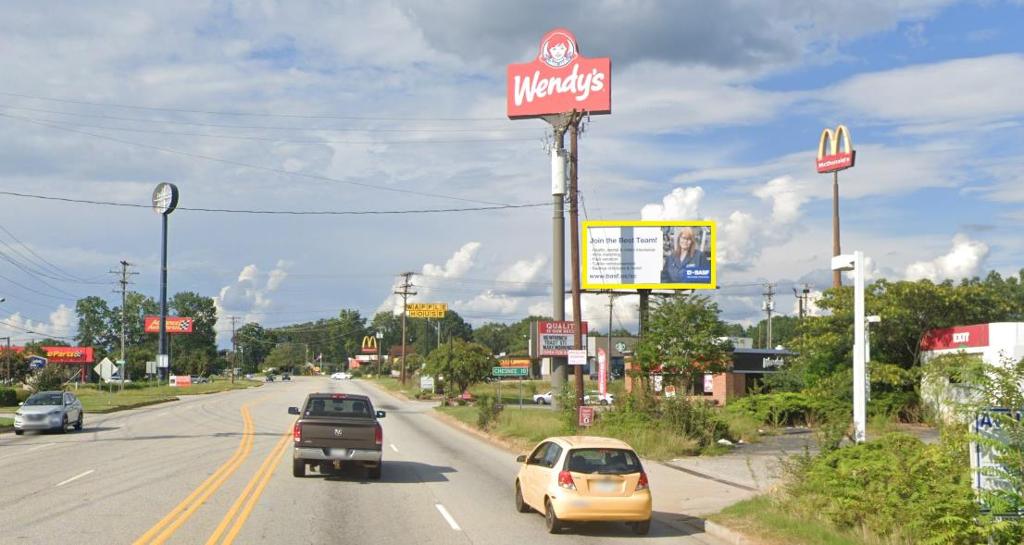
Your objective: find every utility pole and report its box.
[567,110,585,411]
[111,260,137,390]
[549,115,569,405]
[762,283,776,349]
[395,272,416,385]
[607,292,618,365]
[229,316,239,383]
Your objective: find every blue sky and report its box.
[0,1,1022,346]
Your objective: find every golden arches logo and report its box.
[816,124,856,173]
[361,336,378,353]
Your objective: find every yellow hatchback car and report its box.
[514,436,652,535]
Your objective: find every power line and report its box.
[0,222,104,284]
[0,112,508,206]
[0,91,509,122]
[0,189,548,215]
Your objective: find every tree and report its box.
[424,339,495,398]
[634,294,732,394]
[263,343,305,372]
[170,291,218,365]
[235,323,276,371]
[75,296,113,353]
[474,322,511,355]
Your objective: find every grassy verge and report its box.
[437,405,564,452]
[72,380,260,413]
[367,377,424,400]
[0,417,12,429]
[710,496,870,545]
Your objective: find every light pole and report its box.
[832,251,866,443]
[375,331,383,377]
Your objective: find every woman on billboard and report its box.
[662,226,711,284]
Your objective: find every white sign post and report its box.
[832,251,867,443]
[567,349,587,366]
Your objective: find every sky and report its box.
[0,0,1022,348]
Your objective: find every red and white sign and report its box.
[2,346,95,363]
[816,125,856,173]
[507,28,611,119]
[578,406,595,427]
[537,320,589,356]
[170,374,192,387]
[144,315,194,334]
[920,324,990,351]
[598,348,608,395]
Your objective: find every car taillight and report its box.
[635,471,649,491]
[293,422,301,443]
[558,471,576,490]
[374,423,383,446]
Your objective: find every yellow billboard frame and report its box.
[581,220,717,290]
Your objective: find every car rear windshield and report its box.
[24,393,63,406]
[304,397,373,418]
[565,448,642,475]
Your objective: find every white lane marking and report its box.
[56,469,94,487]
[435,503,461,531]
[390,444,399,453]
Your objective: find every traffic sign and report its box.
[27,355,47,370]
[492,366,528,377]
[94,357,116,381]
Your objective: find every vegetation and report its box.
[423,339,495,398]
[0,417,12,429]
[73,380,259,413]
[711,496,871,545]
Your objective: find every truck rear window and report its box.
[565,448,642,475]
[304,397,373,418]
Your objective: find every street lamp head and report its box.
[830,254,856,272]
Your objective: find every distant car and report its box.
[13,391,84,435]
[584,391,614,405]
[281,373,291,381]
[533,391,553,405]
[330,372,352,381]
[190,375,209,384]
[514,436,652,534]
[266,374,276,383]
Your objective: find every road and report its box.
[0,377,726,544]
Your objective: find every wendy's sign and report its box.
[507,28,611,119]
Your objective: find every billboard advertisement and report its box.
[407,303,447,318]
[507,28,611,119]
[144,316,194,334]
[582,221,716,290]
[537,321,589,356]
[816,124,856,173]
[3,346,95,364]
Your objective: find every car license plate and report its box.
[593,480,619,492]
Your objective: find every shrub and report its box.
[0,388,17,405]
[476,394,503,430]
[726,392,818,427]
[659,397,731,448]
[784,432,980,544]
[31,365,72,392]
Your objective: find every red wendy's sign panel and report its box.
[144,315,194,334]
[507,28,611,119]
[920,324,990,351]
[2,346,94,363]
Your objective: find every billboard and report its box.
[361,335,379,354]
[537,321,589,356]
[816,124,856,173]
[582,221,716,290]
[144,316,194,334]
[507,28,611,119]
[407,303,447,319]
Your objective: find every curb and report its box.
[704,521,756,545]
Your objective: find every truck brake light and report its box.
[374,423,383,446]
[293,422,301,442]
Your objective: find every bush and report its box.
[726,392,818,427]
[0,388,17,405]
[476,394,503,429]
[783,432,981,544]
[659,397,731,448]
[31,365,72,392]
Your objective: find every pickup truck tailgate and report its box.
[298,417,377,450]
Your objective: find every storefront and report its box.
[1,346,96,382]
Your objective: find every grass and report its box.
[0,417,12,429]
[711,496,873,545]
[437,405,565,452]
[70,380,260,413]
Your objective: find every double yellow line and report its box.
[133,405,256,545]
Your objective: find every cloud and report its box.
[641,187,705,220]
[214,261,292,343]
[753,176,808,224]
[905,234,989,281]
[379,242,482,315]
[0,305,74,343]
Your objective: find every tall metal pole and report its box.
[551,121,568,404]
[568,111,584,411]
[159,213,169,383]
[852,251,866,443]
[832,171,842,289]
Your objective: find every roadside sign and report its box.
[146,361,157,374]
[156,354,169,368]
[971,408,1024,516]
[408,303,447,318]
[27,355,47,370]
[420,375,435,391]
[492,366,528,377]
[578,406,595,427]
[94,357,116,381]
[568,349,587,366]
[665,385,677,398]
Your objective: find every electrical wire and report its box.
[0,223,105,284]
[0,112,510,206]
[0,189,548,216]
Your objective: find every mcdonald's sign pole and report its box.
[816,125,856,289]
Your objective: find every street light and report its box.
[832,251,867,443]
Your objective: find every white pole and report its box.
[853,250,866,443]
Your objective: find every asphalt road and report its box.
[0,377,725,544]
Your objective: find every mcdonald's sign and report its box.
[361,336,378,354]
[816,124,856,173]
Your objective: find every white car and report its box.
[533,391,553,405]
[331,372,352,381]
[584,391,615,405]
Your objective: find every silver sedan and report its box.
[14,391,84,435]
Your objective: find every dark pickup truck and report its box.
[288,392,386,479]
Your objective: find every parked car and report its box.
[533,391,553,405]
[266,374,276,383]
[288,393,386,478]
[13,391,84,435]
[190,375,209,384]
[514,436,651,534]
[584,391,615,405]
[330,372,352,381]
[281,373,291,381]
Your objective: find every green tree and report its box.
[169,292,218,364]
[634,293,732,394]
[474,322,511,355]
[75,296,114,354]
[424,339,495,398]
[263,342,305,372]
[235,323,276,371]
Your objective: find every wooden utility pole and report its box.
[229,316,239,383]
[111,260,137,389]
[395,272,416,385]
[567,110,585,411]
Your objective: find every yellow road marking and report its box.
[207,431,292,545]
[132,405,255,545]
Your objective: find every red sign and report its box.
[920,324,990,351]
[3,346,95,364]
[507,28,611,119]
[598,348,608,395]
[816,125,856,173]
[578,406,595,427]
[144,316,194,334]
[538,321,589,335]
[170,375,192,387]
